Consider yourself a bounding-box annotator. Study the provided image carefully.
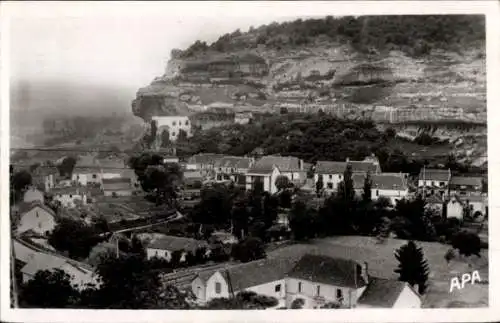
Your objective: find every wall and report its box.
[146,248,172,261]
[17,206,55,236]
[54,194,87,208]
[392,285,421,308]
[104,189,133,197]
[205,271,230,301]
[72,173,101,186]
[23,188,45,204]
[370,188,408,205]
[152,116,192,141]
[192,276,207,302]
[285,277,360,309]
[447,199,463,220]
[244,279,287,306]
[418,179,449,188]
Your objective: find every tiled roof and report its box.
[455,195,487,204]
[187,153,224,165]
[214,156,253,170]
[418,168,451,181]
[18,201,56,217]
[50,186,89,195]
[198,256,300,291]
[248,155,301,174]
[98,158,126,170]
[21,253,67,276]
[352,173,407,190]
[357,277,414,307]
[147,235,208,253]
[315,160,378,174]
[449,176,483,187]
[287,254,367,288]
[102,178,132,191]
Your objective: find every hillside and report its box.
[131,15,486,165]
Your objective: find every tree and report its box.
[204,291,278,309]
[11,170,32,203]
[177,129,188,142]
[315,175,324,197]
[82,254,190,309]
[290,298,305,309]
[362,172,372,203]
[21,269,80,308]
[289,201,316,240]
[394,241,430,294]
[48,218,101,260]
[338,165,355,203]
[231,237,266,263]
[275,175,290,191]
[57,156,77,177]
[451,231,482,257]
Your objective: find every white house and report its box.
[284,254,369,308]
[418,168,451,197]
[448,176,484,197]
[314,157,381,193]
[72,155,102,186]
[186,153,224,172]
[191,253,422,309]
[102,178,133,197]
[51,186,90,208]
[146,235,208,262]
[152,115,192,141]
[214,156,255,182]
[356,278,422,308]
[23,187,45,204]
[446,195,488,220]
[352,173,409,205]
[191,257,298,307]
[245,164,281,194]
[16,202,57,236]
[245,155,305,193]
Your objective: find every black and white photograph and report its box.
[1,1,499,322]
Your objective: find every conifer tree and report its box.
[394,240,430,294]
[362,172,372,203]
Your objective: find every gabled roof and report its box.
[21,253,67,276]
[187,153,224,165]
[357,277,418,307]
[287,254,367,288]
[214,156,253,170]
[50,186,89,195]
[352,173,407,191]
[418,168,451,181]
[248,155,301,174]
[449,176,483,187]
[315,160,378,174]
[18,201,56,218]
[147,235,208,252]
[197,256,300,291]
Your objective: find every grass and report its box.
[267,236,488,308]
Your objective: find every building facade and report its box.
[152,116,192,141]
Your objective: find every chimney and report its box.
[361,262,369,284]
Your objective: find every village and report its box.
[10,118,488,308]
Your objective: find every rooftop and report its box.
[418,168,451,181]
[357,277,416,307]
[102,178,132,191]
[316,160,378,174]
[187,153,225,165]
[352,173,407,190]
[247,155,302,174]
[287,254,367,289]
[214,156,254,170]
[148,235,208,252]
[449,176,483,187]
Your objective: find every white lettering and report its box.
[450,277,462,293]
[461,273,471,288]
[471,270,481,285]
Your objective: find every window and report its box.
[275,284,281,292]
[36,211,39,218]
[375,190,379,197]
[171,132,176,137]
[185,120,189,126]
[69,194,73,198]
[77,175,80,180]
[339,175,343,179]
[440,182,445,187]
[328,175,332,179]
[316,285,321,296]
[327,183,333,189]
[92,174,97,179]
[215,282,221,294]
[336,289,343,299]
[298,282,302,293]
[173,121,177,126]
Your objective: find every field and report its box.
[266,236,488,308]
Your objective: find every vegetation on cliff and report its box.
[177,15,484,58]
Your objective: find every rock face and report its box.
[132,17,486,128]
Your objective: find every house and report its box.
[191,257,299,307]
[51,186,90,208]
[183,170,204,189]
[285,254,369,309]
[146,235,209,262]
[214,156,255,182]
[98,158,127,180]
[352,173,409,205]
[245,155,305,193]
[16,201,57,236]
[314,157,381,193]
[20,249,97,291]
[102,178,133,197]
[209,231,239,245]
[23,187,45,204]
[446,195,488,220]
[152,115,192,141]
[448,176,484,197]
[186,153,224,171]
[191,253,422,309]
[32,166,59,192]
[72,155,102,186]
[356,277,422,308]
[234,112,253,124]
[417,168,451,197]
